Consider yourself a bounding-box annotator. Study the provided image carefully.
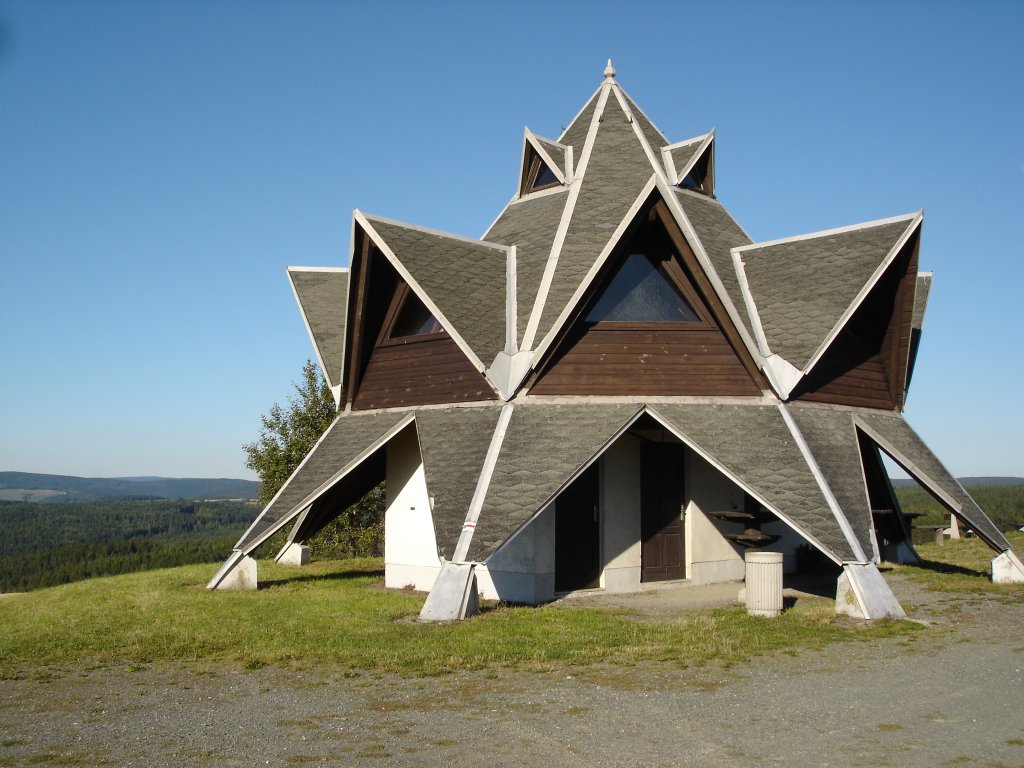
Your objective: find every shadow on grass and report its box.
[903,558,988,579]
[259,565,384,589]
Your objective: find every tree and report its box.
[243,360,336,505]
[243,360,385,558]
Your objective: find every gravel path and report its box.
[2,575,1022,767]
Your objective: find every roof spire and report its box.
[603,59,616,80]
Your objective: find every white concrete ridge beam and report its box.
[992,551,1024,583]
[835,563,906,620]
[418,561,480,622]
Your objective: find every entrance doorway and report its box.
[641,441,685,582]
[555,463,600,591]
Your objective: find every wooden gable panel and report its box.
[530,206,763,397]
[793,233,918,410]
[353,335,496,410]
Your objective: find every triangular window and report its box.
[586,253,700,323]
[387,287,444,339]
[526,155,560,192]
[677,147,713,196]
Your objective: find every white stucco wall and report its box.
[600,436,642,592]
[684,451,746,584]
[479,506,555,604]
[383,427,441,590]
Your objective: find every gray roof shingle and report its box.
[288,269,348,387]
[672,189,756,338]
[534,95,657,346]
[484,191,570,343]
[471,403,642,560]
[237,409,411,551]
[365,216,508,367]
[649,403,856,560]
[786,405,875,558]
[558,89,601,164]
[416,406,503,559]
[912,273,932,330]
[854,412,1010,550]
[667,142,703,181]
[738,220,912,370]
[619,89,668,157]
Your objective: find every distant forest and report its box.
[0,471,258,503]
[1,482,1021,594]
[0,499,255,592]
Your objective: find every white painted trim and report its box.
[780,405,868,562]
[851,417,963,515]
[673,132,715,187]
[506,245,518,355]
[731,211,920,253]
[484,405,648,562]
[655,177,766,368]
[731,248,771,359]
[286,267,349,405]
[521,83,612,353]
[503,185,571,207]
[611,86,670,186]
[528,176,658,368]
[643,406,844,565]
[614,82,670,148]
[556,84,604,144]
[800,214,923,375]
[236,413,417,555]
[452,403,515,562]
[524,128,568,186]
[354,212,496,384]
[360,211,509,252]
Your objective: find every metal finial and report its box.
[604,59,616,79]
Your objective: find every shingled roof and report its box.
[211,62,1019,603]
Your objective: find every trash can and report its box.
[745,551,783,617]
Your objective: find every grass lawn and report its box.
[891,530,1024,598]
[0,557,923,676]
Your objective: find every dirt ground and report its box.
[2,574,1023,767]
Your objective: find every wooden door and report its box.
[555,464,600,591]
[641,442,685,582]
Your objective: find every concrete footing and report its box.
[275,542,310,566]
[418,562,479,622]
[835,563,905,620]
[992,551,1024,583]
[215,555,257,590]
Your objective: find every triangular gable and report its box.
[233,410,414,554]
[663,186,761,358]
[785,404,877,560]
[529,196,764,397]
[415,406,504,560]
[519,129,571,196]
[523,82,662,355]
[662,132,715,195]
[648,403,860,562]
[469,403,642,561]
[355,213,508,380]
[287,267,348,404]
[853,412,1010,552]
[733,213,921,374]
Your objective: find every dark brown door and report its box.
[641,442,685,582]
[555,464,600,591]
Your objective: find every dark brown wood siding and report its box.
[531,324,763,396]
[352,336,496,410]
[793,233,918,410]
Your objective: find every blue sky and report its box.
[1,0,1022,479]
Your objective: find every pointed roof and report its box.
[734,214,921,372]
[287,267,348,400]
[356,213,509,374]
[649,403,860,561]
[663,132,714,187]
[853,412,1010,551]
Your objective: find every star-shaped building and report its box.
[210,62,1024,618]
